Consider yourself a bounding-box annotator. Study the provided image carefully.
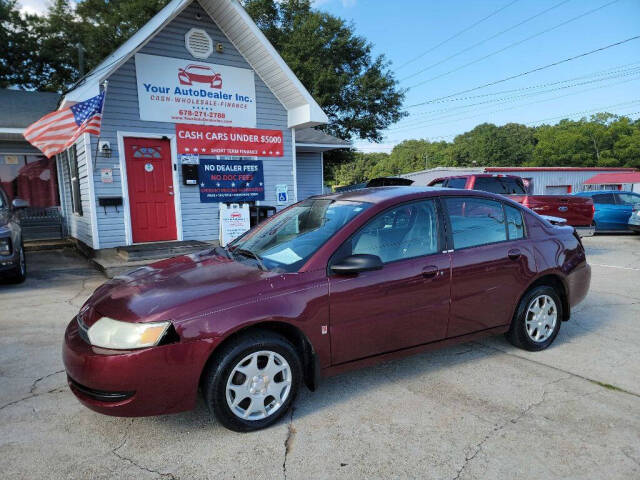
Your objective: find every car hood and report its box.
[83,250,277,325]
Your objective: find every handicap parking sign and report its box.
[276,184,288,205]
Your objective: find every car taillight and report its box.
[521,197,530,208]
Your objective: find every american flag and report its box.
[24,92,105,158]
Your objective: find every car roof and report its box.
[312,185,518,206]
[576,190,634,195]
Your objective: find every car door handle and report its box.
[422,265,439,278]
[508,248,521,260]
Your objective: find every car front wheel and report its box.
[507,285,562,351]
[10,244,26,283]
[203,330,302,432]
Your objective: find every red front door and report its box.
[124,137,177,243]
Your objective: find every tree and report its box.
[0,0,33,88]
[243,0,405,142]
[451,123,535,167]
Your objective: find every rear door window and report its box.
[473,177,504,194]
[615,193,640,205]
[444,197,507,249]
[592,193,616,204]
[445,178,467,189]
[500,178,526,194]
[505,205,525,240]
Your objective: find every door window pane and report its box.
[473,177,504,194]
[615,193,640,205]
[592,193,616,204]
[505,205,525,240]
[445,178,466,189]
[445,197,507,249]
[347,200,439,263]
[501,178,526,194]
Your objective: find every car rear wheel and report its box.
[202,330,301,432]
[506,285,562,351]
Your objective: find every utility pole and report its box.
[424,153,429,171]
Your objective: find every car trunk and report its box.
[511,195,594,227]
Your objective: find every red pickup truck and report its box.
[430,174,595,237]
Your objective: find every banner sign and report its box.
[176,124,284,157]
[198,159,265,203]
[135,53,256,127]
[219,203,250,247]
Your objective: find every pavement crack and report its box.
[0,384,67,412]
[451,376,568,480]
[475,342,640,398]
[111,419,176,479]
[282,407,296,480]
[66,278,89,308]
[30,370,65,394]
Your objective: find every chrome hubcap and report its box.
[525,295,557,342]
[226,350,292,421]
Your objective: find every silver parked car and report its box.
[629,203,640,233]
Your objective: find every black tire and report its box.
[506,285,563,352]
[202,330,302,432]
[9,244,26,284]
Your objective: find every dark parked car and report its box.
[63,187,591,431]
[0,186,27,283]
[573,190,640,232]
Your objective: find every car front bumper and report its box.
[62,317,219,417]
[574,225,595,237]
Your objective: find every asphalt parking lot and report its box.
[1,236,639,479]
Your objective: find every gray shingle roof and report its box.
[0,89,60,128]
[295,127,350,146]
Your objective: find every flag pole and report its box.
[93,80,108,171]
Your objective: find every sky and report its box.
[316,0,640,152]
[18,0,640,153]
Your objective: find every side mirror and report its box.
[12,198,29,209]
[330,254,383,275]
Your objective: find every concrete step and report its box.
[116,240,212,262]
[24,239,74,252]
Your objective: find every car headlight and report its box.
[87,317,171,350]
[0,237,11,256]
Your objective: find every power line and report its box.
[400,0,572,82]
[395,0,521,71]
[407,0,621,90]
[388,78,640,135]
[406,34,640,109]
[383,102,640,144]
[405,60,640,106]
[396,67,640,126]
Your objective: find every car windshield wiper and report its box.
[233,248,266,271]
[213,245,233,260]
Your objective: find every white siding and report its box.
[57,138,94,247]
[92,1,294,248]
[296,152,323,200]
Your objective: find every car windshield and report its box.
[229,199,370,272]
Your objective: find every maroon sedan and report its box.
[63,187,590,431]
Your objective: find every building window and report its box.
[0,153,60,207]
[66,145,83,215]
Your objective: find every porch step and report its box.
[116,240,212,262]
[24,239,74,252]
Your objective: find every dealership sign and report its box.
[198,159,265,203]
[135,53,256,127]
[176,124,283,157]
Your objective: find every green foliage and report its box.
[2,0,404,142]
[0,0,170,91]
[330,113,640,187]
